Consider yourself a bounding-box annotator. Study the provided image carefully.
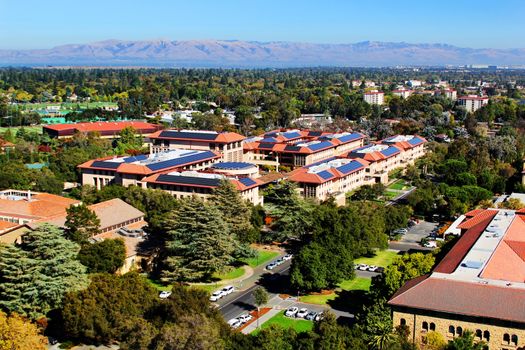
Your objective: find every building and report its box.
[392,89,414,99]
[381,135,427,166]
[288,158,369,205]
[406,80,423,87]
[210,162,260,178]
[147,129,245,162]
[78,149,221,190]
[363,90,385,105]
[243,130,365,169]
[389,208,525,349]
[43,121,161,139]
[458,95,489,113]
[0,138,14,153]
[348,144,404,184]
[435,88,457,101]
[143,170,263,205]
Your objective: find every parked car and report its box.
[424,240,437,248]
[238,313,253,324]
[209,290,225,302]
[266,262,277,270]
[274,258,284,266]
[376,266,385,274]
[159,291,172,299]
[315,312,324,322]
[296,308,309,318]
[357,264,369,271]
[48,337,58,345]
[222,285,234,295]
[282,254,293,261]
[227,318,242,329]
[393,228,408,235]
[367,265,379,272]
[305,311,317,321]
[285,307,299,317]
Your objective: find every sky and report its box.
[1,0,524,50]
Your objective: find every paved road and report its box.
[388,220,438,252]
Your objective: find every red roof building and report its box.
[43,121,161,139]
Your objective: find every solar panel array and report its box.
[123,154,148,163]
[258,143,275,150]
[155,174,222,187]
[282,131,302,140]
[336,161,363,175]
[408,137,424,146]
[380,146,400,157]
[212,162,254,170]
[158,130,219,140]
[306,141,333,151]
[260,137,279,143]
[91,161,120,169]
[317,170,335,180]
[336,133,362,143]
[238,178,257,187]
[307,131,323,137]
[146,151,217,171]
[284,145,302,152]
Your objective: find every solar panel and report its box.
[123,154,148,163]
[284,145,302,152]
[158,130,219,141]
[212,162,253,170]
[317,170,334,180]
[146,151,217,171]
[308,131,323,137]
[155,174,222,187]
[408,137,424,146]
[336,133,362,143]
[380,147,400,157]
[282,131,301,140]
[336,161,363,175]
[260,137,279,143]
[258,143,275,150]
[307,141,332,151]
[91,161,120,169]
[239,178,257,187]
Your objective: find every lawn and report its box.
[242,250,280,268]
[388,179,409,191]
[256,311,314,334]
[0,126,42,134]
[213,266,246,280]
[384,190,399,200]
[354,250,399,267]
[190,283,224,294]
[299,277,372,305]
[146,278,172,292]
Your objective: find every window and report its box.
[475,330,482,339]
[448,325,455,336]
[422,322,428,331]
[483,330,490,341]
[400,318,406,326]
[503,333,510,344]
[512,334,518,345]
[456,327,463,336]
[430,323,436,331]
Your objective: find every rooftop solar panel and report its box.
[408,137,424,146]
[260,137,279,143]
[212,162,254,170]
[282,131,302,140]
[258,143,275,150]
[317,170,334,180]
[337,133,362,143]
[336,161,363,175]
[91,161,120,169]
[158,130,219,141]
[307,141,333,151]
[155,174,222,187]
[123,154,148,163]
[284,145,302,152]
[239,178,257,187]
[146,151,217,171]
[308,131,323,137]
[380,147,400,157]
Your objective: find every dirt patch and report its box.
[310,289,335,295]
[238,307,272,331]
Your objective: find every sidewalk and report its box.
[241,308,281,334]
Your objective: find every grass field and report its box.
[299,277,372,305]
[213,266,246,280]
[17,102,118,110]
[190,283,225,294]
[384,190,399,200]
[388,179,409,191]
[0,126,42,134]
[354,250,399,267]
[146,278,172,292]
[256,311,314,334]
[242,250,280,268]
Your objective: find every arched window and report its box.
[448,325,455,335]
[512,334,518,345]
[430,322,436,331]
[422,321,428,331]
[483,330,490,341]
[400,318,406,326]
[503,333,510,344]
[456,326,463,336]
[475,329,482,339]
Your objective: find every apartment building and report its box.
[147,129,245,162]
[389,208,525,350]
[143,170,263,205]
[78,149,221,190]
[347,144,404,184]
[288,158,369,205]
[43,121,161,139]
[458,95,489,113]
[363,90,385,105]
[381,135,427,166]
[392,89,414,99]
[435,88,457,101]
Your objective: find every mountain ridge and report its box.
[1,39,524,67]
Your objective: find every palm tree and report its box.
[369,324,398,350]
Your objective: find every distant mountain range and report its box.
[1,39,524,67]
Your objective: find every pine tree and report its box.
[64,203,100,244]
[210,179,253,242]
[162,198,236,282]
[0,224,88,319]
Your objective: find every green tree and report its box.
[253,287,269,329]
[162,199,237,282]
[78,239,126,273]
[116,126,144,154]
[445,330,485,350]
[0,224,88,319]
[64,203,100,244]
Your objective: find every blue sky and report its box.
[1,0,524,49]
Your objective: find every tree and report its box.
[0,311,47,350]
[253,287,269,329]
[78,239,126,273]
[498,198,525,210]
[116,126,144,154]
[64,203,100,244]
[424,331,447,350]
[445,330,485,350]
[0,224,88,319]
[162,199,237,282]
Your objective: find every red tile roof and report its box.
[457,209,498,230]
[44,121,161,136]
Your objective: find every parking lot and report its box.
[389,220,439,251]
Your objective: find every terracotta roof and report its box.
[0,221,20,232]
[389,277,525,323]
[457,209,498,230]
[465,208,485,217]
[43,121,160,134]
[0,192,79,220]
[148,129,245,143]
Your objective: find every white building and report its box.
[435,88,457,101]
[458,95,489,113]
[392,88,413,99]
[363,90,385,105]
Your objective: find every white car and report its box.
[266,262,277,270]
[358,264,370,271]
[238,314,253,324]
[209,290,225,302]
[315,312,324,322]
[285,306,299,317]
[282,254,293,261]
[222,285,234,295]
[159,291,172,299]
[227,318,242,329]
[367,265,379,272]
[424,241,437,248]
[296,308,308,318]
